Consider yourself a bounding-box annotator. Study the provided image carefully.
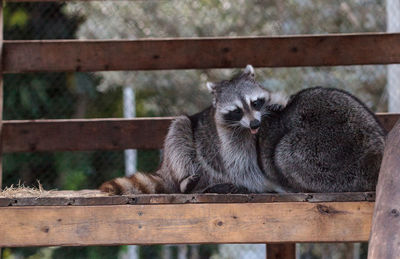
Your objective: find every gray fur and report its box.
[258,87,386,192]
[100,65,287,194]
[161,66,286,193]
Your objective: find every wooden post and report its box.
[266,244,295,259]
[368,119,400,258]
[0,0,3,190]
[0,1,3,258]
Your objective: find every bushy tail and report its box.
[99,172,165,195]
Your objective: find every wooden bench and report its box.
[0,1,400,258]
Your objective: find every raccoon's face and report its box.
[207,65,284,135]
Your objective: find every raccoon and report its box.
[257,87,386,192]
[100,65,287,195]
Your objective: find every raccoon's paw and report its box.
[180,174,201,193]
[203,183,249,194]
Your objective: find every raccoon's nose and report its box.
[250,119,261,129]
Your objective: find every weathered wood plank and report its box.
[0,191,376,207]
[2,118,172,152]
[267,244,296,259]
[368,119,400,259]
[1,2,4,257]
[0,202,373,247]
[4,33,400,73]
[1,114,397,153]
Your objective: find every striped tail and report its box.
[99,172,166,195]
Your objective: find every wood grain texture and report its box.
[267,244,295,259]
[1,114,397,153]
[4,33,400,73]
[2,118,172,152]
[0,0,3,190]
[0,191,376,207]
[0,202,373,247]
[368,119,400,259]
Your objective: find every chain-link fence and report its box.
[2,0,397,258]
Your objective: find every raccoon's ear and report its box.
[206,82,217,93]
[244,64,255,78]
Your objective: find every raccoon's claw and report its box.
[180,174,201,193]
[203,183,249,194]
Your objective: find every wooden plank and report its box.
[0,0,3,189]
[0,2,4,258]
[368,119,400,259]
[1,114,397,153]
[0,202,373,247]
[0,191,376,207]
[267,244,295,259]
[4,33,400,73]
[2,118,172,152]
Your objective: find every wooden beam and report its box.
[0,2,4,258]
[0,0,3,189]
[368,119,400,259]
[4,33,400,73]
[0,191,376,207]
[0,201,373,247]
[267,244,295,259]
[1,114,397,153]
[2,118,172,152]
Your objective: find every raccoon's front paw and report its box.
[180,174,201,193]
[203,183,249,194]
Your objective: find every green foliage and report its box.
[4,74,76,120]
[8,8,29,28]
[52,246,120,259]
[138,150,161,172]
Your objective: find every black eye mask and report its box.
[223,108,243,122]
[251,98,265,111]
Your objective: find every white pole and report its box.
[123,86,137,174]
[123,86,138,259]
[387,0,400,113]
[178,245,188,259]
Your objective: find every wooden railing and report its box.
[1,113,398,153]
[0,192,375,247]
[1,1,400,259]
[4,33,400,73]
